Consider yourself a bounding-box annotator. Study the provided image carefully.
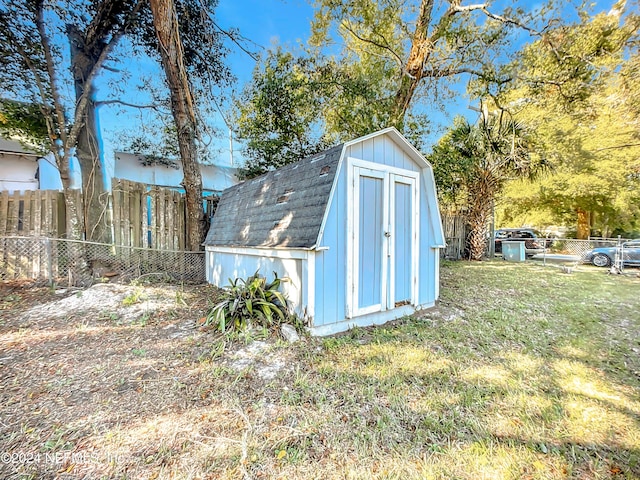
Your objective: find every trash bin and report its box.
[503,241,526,262]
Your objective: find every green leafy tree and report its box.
[233,50,330,178]
[429,114,542,260]
[235,0,577,172]
[494,4,640,238]
[498,89,640,238]
[309,0,551,130]
[0,99,49,153]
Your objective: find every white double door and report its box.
[350,164,418,317]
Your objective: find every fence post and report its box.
[45,237,53,286]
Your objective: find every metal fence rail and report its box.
[0,236,205,286]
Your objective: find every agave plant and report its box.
[206,271,290,332]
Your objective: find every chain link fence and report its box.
[545,238,620,259]
[0,236,205,286]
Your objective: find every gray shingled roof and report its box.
[205,144,344,248]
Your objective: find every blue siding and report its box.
[358,175,384,309]
[346,138,420,172]
[314,167,347,327]
[419,176,436,305]
[394,182,412,303]
[313,134,440,328]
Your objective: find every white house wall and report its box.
[0,153,38,192]
[206,248,305,317]
[114,152,237,192]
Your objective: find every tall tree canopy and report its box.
[234,0,556,176]
[233,49,331,178]
[493,3,640,238]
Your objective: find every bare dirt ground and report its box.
[0,281,299,479]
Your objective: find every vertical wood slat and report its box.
[171,190,180,250]
[22,191,32,234]
[149,186,158,249]
[141,186,149,248]
[170,192,181,250]
[0,190,9,235]
[178,194,185,251]
[42,192,49,236]
[123,180,131,248]
[33,190,42,237]
[158,187,166,251]
[112,179,122,247]
[8,194,19,234]
[131,184,141,247]
[45,192,52,236]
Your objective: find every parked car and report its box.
[494,228,552,256]
[582,241,640,267]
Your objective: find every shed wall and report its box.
[313,164,347,328]
[418,172,439,306]
[206,249,305,316]
[344,137,421,173]
[313,135,438,329]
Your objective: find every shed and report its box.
[205,128,445,336]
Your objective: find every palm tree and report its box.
[431,114,543,261]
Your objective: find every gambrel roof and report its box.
[204,144,343,248]
[205,127,446,250]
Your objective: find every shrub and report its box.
[206,271,291,332]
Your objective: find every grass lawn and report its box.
[0,261,639,479]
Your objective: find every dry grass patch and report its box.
[0,262,639,479]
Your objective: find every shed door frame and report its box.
[346,157,420,319]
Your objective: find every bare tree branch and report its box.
[95,99,167,111]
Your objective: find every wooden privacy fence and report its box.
[0,189,82,237]
[0,180,219,251]
[441,212,468,260]
[111,179,187,250]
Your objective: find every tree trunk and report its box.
[149,0,205,251]
[467,205,491,261]
[68,25,112,244]
[577,207,590,239]
[466,178,494,261]
[391,0,434,126]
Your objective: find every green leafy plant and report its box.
[206,271,290,332]
[122,289,143,306]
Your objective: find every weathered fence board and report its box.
[1,181,215,253]
[442,212,468,260]
[0,190,65,237]
[110,179,190,251]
